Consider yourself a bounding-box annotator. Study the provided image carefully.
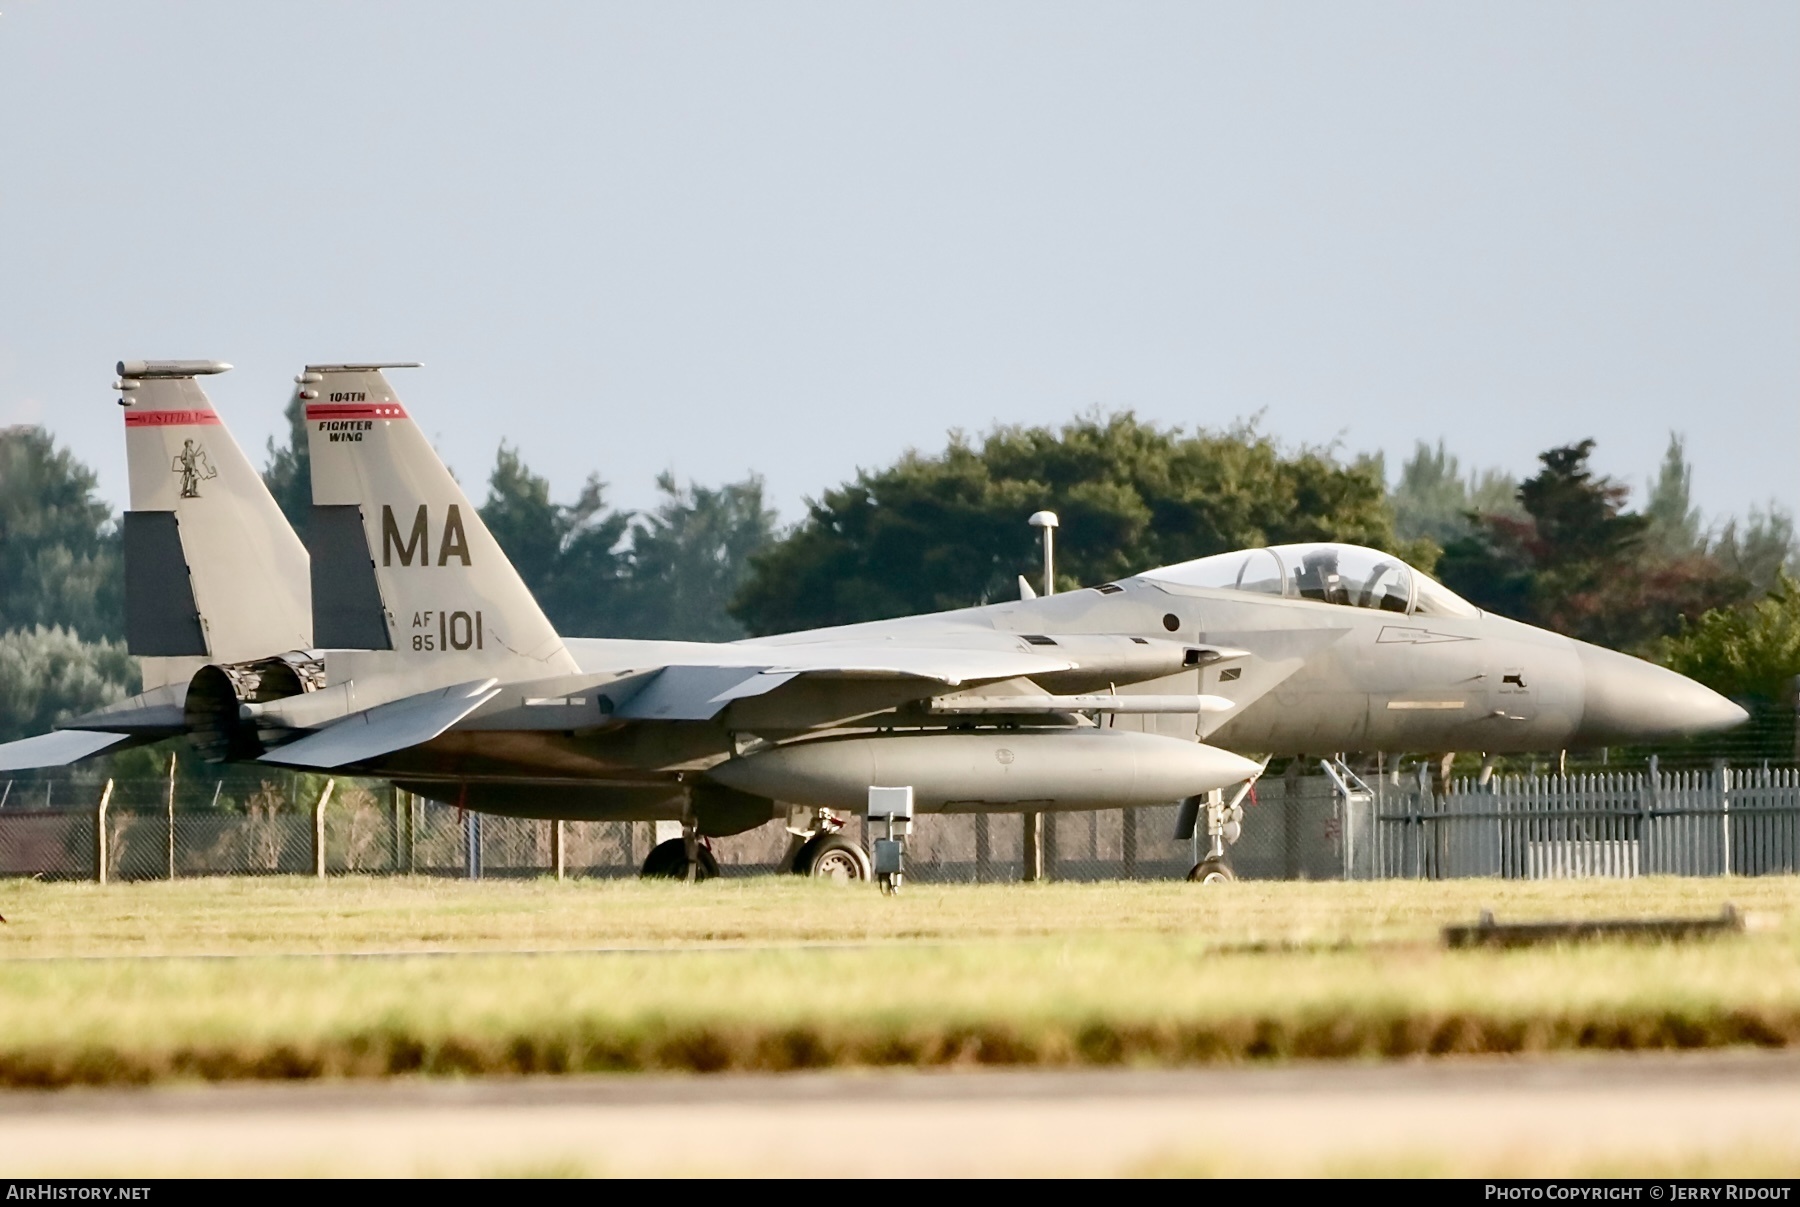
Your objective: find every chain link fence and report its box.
[0,767,1348,883]
[3,759,1796,883]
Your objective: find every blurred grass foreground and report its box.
[0,876,1796,1087]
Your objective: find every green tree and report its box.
[1389,439,1519,547]
[477,446,774,639]
[1663,571,1800,703]
[0,427,123,641]
[260,393,311,535]
[1519,440,1647,567]
[620,473,779,640]
[477,445,633,638]
[731,412,1413,636]
[1438,440,1743,651]
[1658,571,1800,762]
[0,625,138,742]
[479,443,567,593]
[544,476,638,637]
[1712,505,1800,598]
[1643,432,1703,556]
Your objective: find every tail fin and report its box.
[117,360,311,688]
[299,363,577,680]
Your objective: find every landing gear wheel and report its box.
[1187,856,1235,884]
[640,837,720,881]
[790,833,871,883]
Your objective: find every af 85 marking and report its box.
[411,610,484,652]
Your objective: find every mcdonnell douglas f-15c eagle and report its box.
[0,361,1748,881]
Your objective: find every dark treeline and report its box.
[261,395,778,643]
[1,427,135,746]
[730,414,1421,634]
[5,411,1800,755]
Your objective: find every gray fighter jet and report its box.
[0,362,1747,882]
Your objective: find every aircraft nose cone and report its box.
[1574,643,1748,745]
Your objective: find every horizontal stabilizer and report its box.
[58,685,189,736]
[258,679,500,769]
[0,729,136,771]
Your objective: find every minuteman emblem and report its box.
[172,439,219,499]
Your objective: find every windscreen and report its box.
[1138,548,1285,595]
[1142,542,1478,617]
[1268,544,1411,612]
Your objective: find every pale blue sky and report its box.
[2,1,1795,531]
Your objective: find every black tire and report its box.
[791,833,872,883]
[640,837,721,881]
[1187,857,1236,884]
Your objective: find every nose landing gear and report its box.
[1181,788,1243,882]
[1187,855,1236,883]
[1179,760,1267,884]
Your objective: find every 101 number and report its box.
[411,610,484,652]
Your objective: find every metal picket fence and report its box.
[1360,762,1800,880]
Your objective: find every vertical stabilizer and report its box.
[299,363,578,681]
[117,361,312,688]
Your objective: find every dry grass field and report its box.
[0,874,1795,1086]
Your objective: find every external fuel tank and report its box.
[704,728,1261,813]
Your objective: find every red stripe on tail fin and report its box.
[305,403,408,421]
[124,410,222,427]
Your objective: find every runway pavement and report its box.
[2,1050,1797,1176]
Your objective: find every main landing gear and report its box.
[640,818,720,881]
[639,806,876,884]
[779,806,872,883]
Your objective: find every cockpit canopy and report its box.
[1137,542,1479,618]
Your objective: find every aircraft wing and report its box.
[258,679,501,770]
[613,666,799,722]
[248,637,1225,758]
[612,647,1081,722]
[0,729,139,771]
